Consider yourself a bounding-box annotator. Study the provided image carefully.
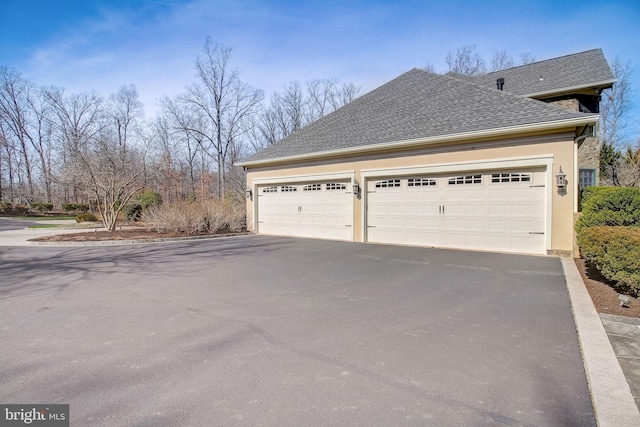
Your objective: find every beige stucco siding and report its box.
[245,130,577,255]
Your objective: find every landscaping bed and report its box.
[576,258,640,318]
[30,228,247,242]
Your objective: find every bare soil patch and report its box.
[575,258,640,318]
[30,228,245,242]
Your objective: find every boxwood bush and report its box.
[576,186,640,233]
[577,226,640,295]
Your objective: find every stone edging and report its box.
[562,258,640,427]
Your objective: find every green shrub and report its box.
[137,190,162,210]
[76,213,98,223]
[0,201,12,214]
[33,202,54,213]
[62,203,89,213]
[62,203,77,212]
[578,226,640,295]
[13,205,29,215]
[575,186,640,233]
[123,203,143,221]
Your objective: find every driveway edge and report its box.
[562,258,640,427]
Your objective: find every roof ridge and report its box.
[480,48,604,76]
[440,69,594,118]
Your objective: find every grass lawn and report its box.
[28,224,62,229]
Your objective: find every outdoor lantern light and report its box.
[245,188,252,199]
[555,166,567,189]
[352,180,360,196]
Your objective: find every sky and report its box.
[1,0,639,137]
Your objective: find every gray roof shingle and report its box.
[472,49,615,96]
[241,67,596,164]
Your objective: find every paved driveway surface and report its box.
[0,216,37,231]
[0,236,594,426]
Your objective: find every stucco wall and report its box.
[245,130,577,255]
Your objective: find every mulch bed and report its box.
[30,228,241,242]
[575,258,640,318]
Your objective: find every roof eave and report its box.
[524,78,617,99]
[236,115,599,168]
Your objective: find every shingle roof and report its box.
[472,49,615,96]
[240,68,596,165]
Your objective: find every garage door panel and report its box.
[367,169,546,254]
[257,182,352,241]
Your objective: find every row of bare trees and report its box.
[2,40,636,229]
[0,39,361,227]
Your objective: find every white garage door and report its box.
[366,169,546,254]
[257,181,353,241]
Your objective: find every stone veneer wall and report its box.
[549,98,600,185]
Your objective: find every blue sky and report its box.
[1,0,639,133]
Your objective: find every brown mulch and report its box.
[30,228,241,242]
[575,258,640,318]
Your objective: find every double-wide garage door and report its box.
[257,181,353,241]
[256,169,546,254]
[367,169,546,254]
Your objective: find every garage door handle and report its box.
[529,232,544,234]
[529,185,545,188]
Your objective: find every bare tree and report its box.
[445,44,487,76]
[617,145,640,187]
[600,58,633,185]
[73,131,147,230]
[519,52,536,65]
[178,38,263,198]
[0,68,36,203]
[332,81,361,109]
[108,84,144,151]
[490,50,515,71]
[421,63,436,73]
[250,78,361,151]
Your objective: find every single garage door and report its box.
[367,169,546,254]
[257,181,353,241]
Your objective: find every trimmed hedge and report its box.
[578,226,640,295]
[576,186,640,233]
[62,203,90,213]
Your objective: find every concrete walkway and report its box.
[0,218,98,246]
[600,314,640,411]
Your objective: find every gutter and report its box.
[237,115,599,168]
[523,78,617,99]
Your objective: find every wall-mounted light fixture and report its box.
[352,180,360,197]
[245,188,252,199]
[555,166,567,189]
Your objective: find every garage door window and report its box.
[281,185,297,192]
[375,179,401,188]
[303,184,322,191]
[491,173,531,183]
[407,177,437,187]
[448,175,482,185]
[263,186,278,193]
[326,183,347,190]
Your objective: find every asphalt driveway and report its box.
[0,236,594,426]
